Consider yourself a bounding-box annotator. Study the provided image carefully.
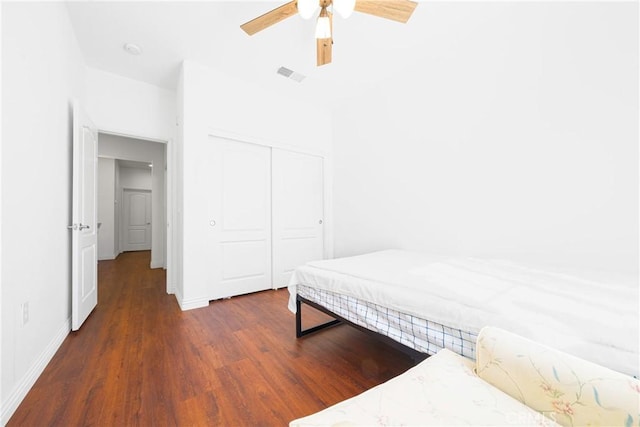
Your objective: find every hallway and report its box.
[9,251,413,426]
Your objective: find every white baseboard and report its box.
[150,259,165,269]
[98,252,117,261]
[175,289,208,311]
[1,317,71,425]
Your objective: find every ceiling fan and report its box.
[240,0,418,66]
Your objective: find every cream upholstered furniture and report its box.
[290,326,640,426]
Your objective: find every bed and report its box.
[287,250,639,377]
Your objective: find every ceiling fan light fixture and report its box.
[333,0,356,18]
[315,8,331,39]
[297,0,318,20]
[240,0,419,66]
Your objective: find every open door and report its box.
[70,100,98,331]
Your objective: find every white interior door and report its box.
[122,189,152,251]
[207,137,272,300]
[272,149,324,288]
[71,101,98,331]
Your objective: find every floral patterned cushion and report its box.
[291,348,558,426]
[476,326,640,427]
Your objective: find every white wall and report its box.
[98,158,116,260]
[173,66,185,302]
[85,66,175,281]
[85,67,176,142]
[0,1,4,418]
[1,2,86,423]
[115,161,121,257]
[98,134,165,269]
[332,2,638,275]
[119,165,152,190]
[175,60,332,309]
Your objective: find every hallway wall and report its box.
[98,158,116,260]
[1,2,86,423]
[85,67,176,142]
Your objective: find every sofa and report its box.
[290,326,640,426]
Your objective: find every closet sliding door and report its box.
[207,136,272,300]
[272,149,324,288]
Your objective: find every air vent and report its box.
[277,66,306,83]
[277,66,293,77]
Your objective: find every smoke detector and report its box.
[123,43,142,55]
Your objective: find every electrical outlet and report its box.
[21,302,29,326]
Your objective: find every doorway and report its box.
[96,133,167,270]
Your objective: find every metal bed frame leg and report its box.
[296,295,342,338]
[295,295,429,364]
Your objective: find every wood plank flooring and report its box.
[8,251,414,426]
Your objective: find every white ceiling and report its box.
[65,0,464,103]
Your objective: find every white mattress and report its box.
[288,250,639,377]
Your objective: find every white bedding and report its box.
[288,250,639,377]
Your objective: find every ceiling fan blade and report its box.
[240,1,298,36]
[317,38,332,66]
[354,0,418,23]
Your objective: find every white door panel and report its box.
[129,194,147,225]
[208,137,272,300]
[128,229,146,244]
[222,151,269,231]
[122,189,151,251]
[81,246,97,297]
[272,149,324,288]
[71,101,98,331]
[221,241,269,279]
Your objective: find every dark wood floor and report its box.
[9,251,414,426]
